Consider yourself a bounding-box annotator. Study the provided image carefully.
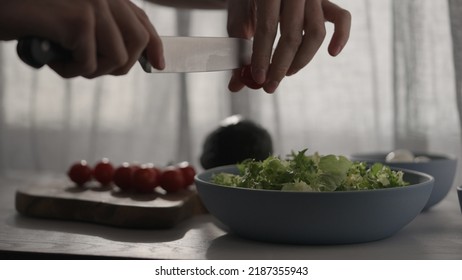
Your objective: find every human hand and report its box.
[0,0,164,78]
[227,0,351,93]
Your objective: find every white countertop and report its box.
[1,171,461,259]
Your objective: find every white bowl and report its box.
[195,165,434,245]
[350,152,457,210]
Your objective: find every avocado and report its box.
[200,116,273,169]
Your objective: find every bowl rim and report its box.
[349,151,457,162]
[195,164,434,195]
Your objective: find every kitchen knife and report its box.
[16,36,252,73]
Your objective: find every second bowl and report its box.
[350,152,457,210]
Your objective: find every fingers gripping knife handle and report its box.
[17,37,150,72]
[16,37,71,68]
[17,37,152,72]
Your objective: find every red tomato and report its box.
[240,65,263,89]
[131,163,141,174]
[132,164,160,193]
[93,158,115,186]
[113,162,134,191]
[159,167,185,193]
[178,162,196,188]
[67,160,92,186]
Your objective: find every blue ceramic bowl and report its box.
[195,165,434,245]
[350,152,457,210]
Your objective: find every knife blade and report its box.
[140,36,252,73]
[16,36,252,73]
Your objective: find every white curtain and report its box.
[0,0,461,182]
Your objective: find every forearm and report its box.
[146,0,226,9]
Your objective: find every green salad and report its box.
[211,149,409,192]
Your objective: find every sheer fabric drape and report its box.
[0,0,460,187]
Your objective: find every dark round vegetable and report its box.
[200,116,273,169]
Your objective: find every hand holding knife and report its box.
[16,36,252,73]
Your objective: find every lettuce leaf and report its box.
[211,149,409,192]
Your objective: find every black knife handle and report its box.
[16,37,71,68]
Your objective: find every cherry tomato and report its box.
[67,160,92,186]
[159,167,185,193]
[131,163,141,174]
[132,164,160,193]
[113,162,135,191]
[178,162,196,188]
[240,65,263,90]
[93,158,115,186]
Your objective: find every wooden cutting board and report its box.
[15,176,207,229]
